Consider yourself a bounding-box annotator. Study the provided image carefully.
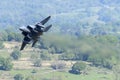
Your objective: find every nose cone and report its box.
[19,26,30,33]
[19,26,26,31]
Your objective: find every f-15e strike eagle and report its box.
[19,16,52,50]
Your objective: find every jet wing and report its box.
[20,37,31,50]
[20,42,27,50]
[43,25,52,32]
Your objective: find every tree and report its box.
[112,64,120,80]
[88,54,114,69]
[0,41,4,49]
[33,59,42,67]
[51,61,66,70]
[59,53,75,60]
[14,74,24,80]
[69,62,86,74]
[31,69,37,73]
[40,52,51,60]
[14,33,22,42]
[102,59,114,69]
[10,49,21,60]
[0,31,8,41]
[30,53,42,67]
[0,57,13,71]
[30,53,39,60]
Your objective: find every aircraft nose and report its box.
[19,26,30,32]
[19,27,24,31]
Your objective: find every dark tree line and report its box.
[0,28,22,42]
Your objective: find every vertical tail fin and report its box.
[40,16,51,25]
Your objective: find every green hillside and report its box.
[0,32,120,80]
[0,0,120,80]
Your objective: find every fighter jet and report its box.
[19,16,52,50]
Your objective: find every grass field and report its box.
[0,42,116,80]
[0,67,114,80]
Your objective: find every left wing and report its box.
[20,42,27,50]
[20,37,31,50]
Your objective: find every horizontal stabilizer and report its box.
[43,25,52,32]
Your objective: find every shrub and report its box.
[25,75,36,80]
[69,62,86,74]
[40,52,51,60]
[0,57,13,71]
[14,74,24,80]
[51,61,66,70]
[0,41,4,49]
[33,59,42,67]
[10,49,21,60]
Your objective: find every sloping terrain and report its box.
[0,42,115,80]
